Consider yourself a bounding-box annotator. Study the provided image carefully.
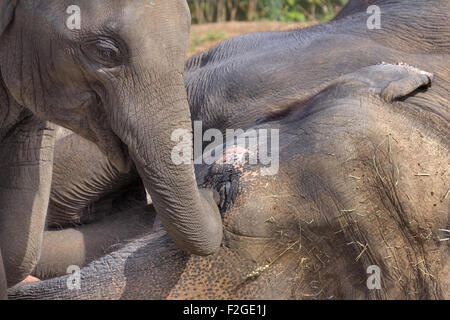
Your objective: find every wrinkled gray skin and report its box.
[0,0,223,298]
[42,0,450,228]
[46,127,144,229]
[8,0,450,299]
[10,63,449,299]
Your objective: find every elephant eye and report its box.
[98,47,117,59]
[82,37,124,68]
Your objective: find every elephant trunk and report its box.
[111,71,222,256]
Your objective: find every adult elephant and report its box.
[43,0,450,229]
[0,0,222,299]
[39,0,449,238]
[9,63,449,299]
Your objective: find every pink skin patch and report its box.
[21,275,40,283]
[216,146,251,167]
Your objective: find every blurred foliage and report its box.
[188,0,348,23]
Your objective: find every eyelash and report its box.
[82,38,123,68]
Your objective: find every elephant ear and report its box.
[0,0,16,37]
[339,63,433,102]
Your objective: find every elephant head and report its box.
[0,0,222,255]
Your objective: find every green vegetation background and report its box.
[188,0,349,23]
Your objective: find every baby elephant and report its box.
[0,0,222,299]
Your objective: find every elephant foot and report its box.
[21,276,40,283]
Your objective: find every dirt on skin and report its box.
[188,21,316,57]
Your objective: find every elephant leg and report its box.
[48,132,143,228]
[0,251,6,300]
[32,205,157,280]
[0,114,56,287]
[9,206,190,300]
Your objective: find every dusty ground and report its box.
[188,21,316,57]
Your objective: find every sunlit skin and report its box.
[4,0,450,299]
